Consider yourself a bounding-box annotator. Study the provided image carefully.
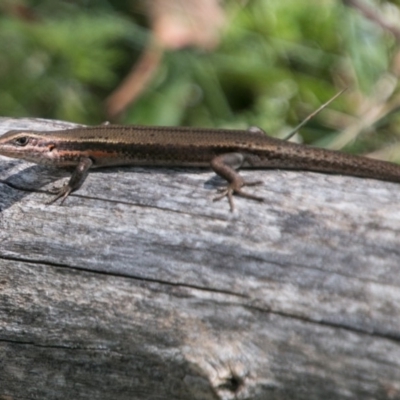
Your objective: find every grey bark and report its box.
[1,118,400,400]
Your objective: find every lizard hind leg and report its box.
[210,153,264,211]
[247,126,267,135]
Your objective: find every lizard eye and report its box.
[15,137,29,146]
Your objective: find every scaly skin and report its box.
[1,125,400,210]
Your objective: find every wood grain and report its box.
[1,118,400,400]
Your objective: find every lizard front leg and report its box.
[47,157,93,205]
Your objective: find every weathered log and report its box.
[1,118,400,400]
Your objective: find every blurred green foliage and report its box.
[1,0,400,157]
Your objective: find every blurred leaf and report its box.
[0,12,141,122]
[341,6,392,92]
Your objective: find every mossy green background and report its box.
[1,0,399,157]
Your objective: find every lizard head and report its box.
[0,130,56,164]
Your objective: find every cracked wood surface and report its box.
[1,117,400,400]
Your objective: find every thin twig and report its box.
[282,88,347,141]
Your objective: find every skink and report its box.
[1,124,400,210]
